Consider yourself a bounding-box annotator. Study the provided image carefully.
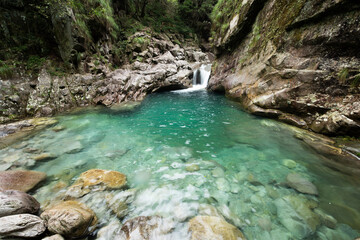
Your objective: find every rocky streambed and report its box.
[0,91,360,239]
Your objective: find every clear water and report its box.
[1,91,360,239]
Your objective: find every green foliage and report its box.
[178,0,218,39]
[26,55,46,71]
[351,73,360,87]
[142,0,194,37]
[0,61,14,79]
[338,68,349,83]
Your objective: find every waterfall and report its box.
[192,64,212,89]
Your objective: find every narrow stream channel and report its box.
[1,90,359,239]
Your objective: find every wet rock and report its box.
[0,214,46,238]
[275,195,320,239]
[106,189,136,218]
[198,204,224,218]
[96,220,122,240]
[258,217,272,232]
[286,173,318,195]
[0,163,12,171]
[41,200,97,237]
[33,153,57,161]
[42,234,65,240]
[189,216,246,240]
[216,178,230,192]
[0,190,40,217]
[3,154,20,163]
[211,167,225,178]
[116,216,175,239]
[0,170,46,192]
[282,159,297,169]
[314,208,337,229]
[62,141,83,154]
[247,173,262,186]
[52,125,66,132]
[186,163,200,172]
[66,169,127,198]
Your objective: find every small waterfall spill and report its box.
[192,64,212,88]
[173,64,212,93]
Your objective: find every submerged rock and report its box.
[186,163,200,172]
[0,170,46,192]
[282,159,297,169]
[66,169,127,198]
[286,173,318,195]
[275,195,320,239]
[41,200,97,237]
[188,216,246,240]
[0,214,46,238]
[116,216,175,239]
[33,153,57,161]
[0,190,40,217]
[314,208,337,229]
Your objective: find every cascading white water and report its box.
[173,64,212,93]
[192,64,212,89]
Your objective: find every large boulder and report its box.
[0,214,46,238]
[188,216,247,240]
[41,200,97,237]
[286,173,318,195]
[0,170,46,192]
[0,190,40,217]
[66,169,127,198]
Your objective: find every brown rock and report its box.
[66,169,127,198]
[0,170,46,192]
[41,201,97,237]
[189,216,247,240]
[0,190,40,217]
[33,153,57,161]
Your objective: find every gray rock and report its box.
[42,234,65,240]
[274,198,314,239]
[0,190,40,217]
[314,208,337,229]
[286,173,318,195]
[216,178,230,192]
[0,214,46,238]
[96,220,122,240]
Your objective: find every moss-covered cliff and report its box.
[209,0,360,136]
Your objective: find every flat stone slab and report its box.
[0,170,47,192]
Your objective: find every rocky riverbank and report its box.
[208,0,360,137]
[0,31,209,124]
[0,169,248,239]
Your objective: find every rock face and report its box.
[0,170,47,192]
[0,30,209,124]
[286,173,318,195]
[66,169,127,198]
[188,216,246,240]
[41,200,97,237]
[0,190,40,217]
[209,0,360,136]
[0,214,46,238]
